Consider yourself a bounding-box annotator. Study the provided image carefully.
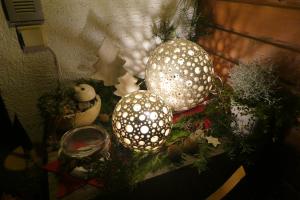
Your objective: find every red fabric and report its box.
[43,159,60,173]
[173,104,205,123]
[43,160,104,199]
[56,174,86,198]
[88,179,104,188]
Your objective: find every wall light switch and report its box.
[16,25,46,52]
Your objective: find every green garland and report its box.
[35,0,300,194]
[38,74,300,193]
[37,6,300,191]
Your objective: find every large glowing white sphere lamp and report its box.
[145,38,214,112]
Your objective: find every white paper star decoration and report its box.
[205,136,221,147]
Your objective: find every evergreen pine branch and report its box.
[130,152,170,184]
[166,129,191,145]
[192,138,211,173]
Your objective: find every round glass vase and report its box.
[59,124,111,178]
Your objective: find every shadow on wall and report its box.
[83,9,159,79]
[197,0,300,85]
[69,0,180,79]
[44,0,217,81]
[41,0,143,80]
[198,2,257,78]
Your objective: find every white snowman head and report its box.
[74,84,96,102]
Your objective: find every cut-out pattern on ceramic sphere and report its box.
[112,90,173,152]
[145,39,214,112]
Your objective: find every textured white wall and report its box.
[0,10,58,142]
[0,0,176,142]
[42,0,177,79]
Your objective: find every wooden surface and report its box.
[47,147,225,200]
[218,0,300,9]
[198,0,300,89]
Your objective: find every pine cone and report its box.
[182,137,198,154]
[167,144,182,162]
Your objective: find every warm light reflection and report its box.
[145,39,215,112]
[112,90,173,152]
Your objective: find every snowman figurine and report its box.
[73,84,101,127]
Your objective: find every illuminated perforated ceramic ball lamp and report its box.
[145,38,214,112]
[112,90,172,152]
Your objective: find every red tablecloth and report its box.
[43,160,104,198]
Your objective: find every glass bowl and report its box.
[60,125,110,159]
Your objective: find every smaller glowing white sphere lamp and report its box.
[112,90,173,152]
[145,38,214,112]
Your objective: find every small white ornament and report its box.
[71,84,101,127]
[74,84,96,102]
[205,136,221,147]
[73,95,101,127]
[114,73,140,97]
